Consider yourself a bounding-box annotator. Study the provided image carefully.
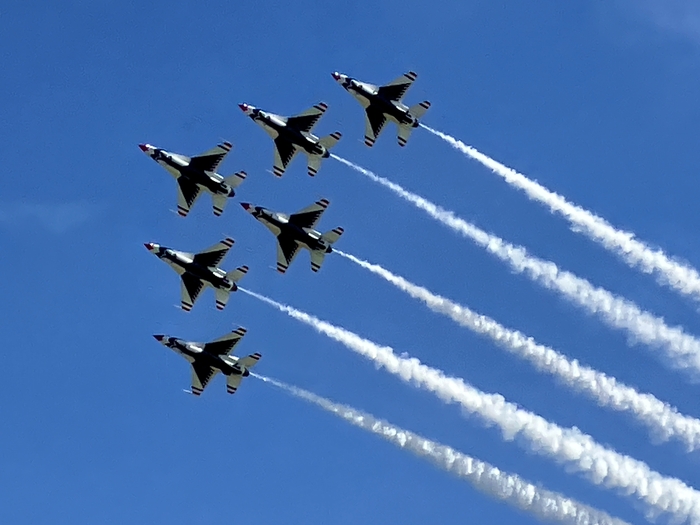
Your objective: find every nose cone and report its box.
[238,103,254,115]
[144,242,158,252]
[138,143,155,155]
[153,334,165,342]
[331,71,341,81]
[240,202,252,212]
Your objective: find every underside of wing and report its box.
[203,327,247,356]
[272,138,298,177]
[364,108,387,147]
[288,198,329,229]
[176,177,203,217]
[188,141,233,173]
[192,237,234,268]
[377,71,417,102]
[181,274,206,311]
[276,236,300,273]
[191,363,219,395]
[286,102,328,133]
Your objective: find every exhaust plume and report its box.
[330,154,700,374]
[255,374,631,525]
[242,288,700,524]
[335,249,700,451]
[421,124,700,303]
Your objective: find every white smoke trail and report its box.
[255,374,631,525]
[335,249,700,451]
[330,154,700,373]
[421,124,700,303]
[241,288,700,524]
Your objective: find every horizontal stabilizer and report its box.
[226,374,242,394]
[212,194,227,216]
[318,132,342,150]
[226,265,249,283]
[310,250,326,272]
[224,170,246,189]
[321,227,344,245]
[409,101,431,120]
[238,353,262,369]
[215,288,230,311]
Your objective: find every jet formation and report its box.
[140,70,429,395]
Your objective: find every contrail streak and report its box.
[421,124,700,303]
[241,288,700,524]
[330,154,700,373]
[335,249,700,451]
[255,374,631,525]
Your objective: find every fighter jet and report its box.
[240,198,343,273]
[331,71,430,148]
[139,141,246,217]
[153,327,261,396]
[144,237,248,311]
[238,102,342,177]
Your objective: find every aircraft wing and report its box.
[272,138,299,177]
[181,274,206,311]
[276,236,301,273]
[176,177,203,217]
[189,141,233,173]
[191,362,219,395]
[288,198,329,229]
[377,71,417,102]
[192,237,234,268]
[203,327,247,356]
[364,108,388,147]
[286,102,328,133]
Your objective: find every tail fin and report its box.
[215,288,230,311]
[310,250,327,272]
[321,227,344,245]
[397,125,414,148]
[410,101,431,120]
[311,227,344,272]
[224,170,247,190]
[308,132,342,176]
[213,171,246,215]
[226,265,249,283]
[238,353,262,369]
[398,102,429,147]
[319,131,342,150]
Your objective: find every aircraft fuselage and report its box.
[252,207,332,253]
[153,149,235,196]
[345,80,418,128]
[155,247,236,291]
[163,337,248,377]
[253,113,329,158]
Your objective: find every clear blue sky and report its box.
[2,1,700,523]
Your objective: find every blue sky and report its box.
[2,1,700,523]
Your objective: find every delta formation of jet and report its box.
[140,70,431,397]
[139,141,246,217]
[153,327,261,396]
[144,237,248,311]
[238,102,342,178]
[240,198,343,273]
[331,71,430,148]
